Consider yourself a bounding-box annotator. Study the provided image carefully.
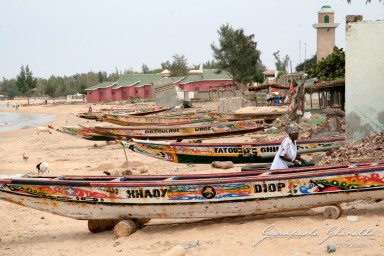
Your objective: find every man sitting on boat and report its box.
[270,122,306,170]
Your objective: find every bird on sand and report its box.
[23,153,29,161]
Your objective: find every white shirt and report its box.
[270,137,297,170]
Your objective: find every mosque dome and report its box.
[320,4,333,11]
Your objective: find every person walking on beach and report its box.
[270,122,306,170]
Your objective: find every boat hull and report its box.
[98,106,173,115]
[48,125,115,141]
[1,163,383,220]
[96,114,213,126]
[1,187,383,220]
[209,112,286,123]
[87,119,266,141]
[128,137,345,164]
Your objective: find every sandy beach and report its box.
[0,101,383,256]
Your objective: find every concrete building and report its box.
[85,69,233,103]
[262,70,277,84]
[345,17,384,142]
[177,69,233,92]
[313,4,339,62]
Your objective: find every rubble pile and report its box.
[271,111,345,137]
[317,131,384,166]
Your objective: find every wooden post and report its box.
[123,147,129,163]
[310,93,313,110]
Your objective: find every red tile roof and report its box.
[263,70,276,75]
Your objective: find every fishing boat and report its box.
[77,112,101,120]
[99,106,174,116]
[121,136,345,164]
[83,119,267,141]
[209,111,286,123]
[94,113,213,126]
[48,125,115,141]
[1,161,383,235]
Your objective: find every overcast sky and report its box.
[0,0,383,79]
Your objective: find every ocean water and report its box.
[0,104,56,133]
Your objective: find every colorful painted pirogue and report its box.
[1,161,384,235]
[119,136,345,164]
[48,125,115,141]
[83,119,266,141]
[94,113,213,126]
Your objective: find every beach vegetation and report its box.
[307,47,345,81]
[161,54,189,76]
[273,51,290,72]
[295,55,317,73]
[16,65,37,104]
[211,23,265,85]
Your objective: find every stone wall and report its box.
[194,89,268,112]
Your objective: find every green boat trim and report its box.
[48,125,115,141]
[118,137,345,164]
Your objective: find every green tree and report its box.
[203,60,221,69]
[273,51,290,72]
[35,78,47,96]
[276,70,288,79]
[307,47,345,81]
[79,83,87,102]
[0,78,20,98]
[295,55,317,73]
[161,54,189,76]
[211,24,264,84]
[2,69,123,100]
[25,66,37,94]
[190,64,200,70]
[146,68,163,74]
[142,64,150,74]
[86,72,100,86]
[98,71,107,83]
[46,76,59,97]
[16,66,26,94]
[16,65,37,103]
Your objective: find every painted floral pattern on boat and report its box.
[6,185,123,200]
[167,183,251,200]
[289,173,384,194]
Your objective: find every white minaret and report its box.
[312,4,339,62]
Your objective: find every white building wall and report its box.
[345,20,384,142]
[175,87,194,101]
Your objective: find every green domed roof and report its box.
[321,4,332,9]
